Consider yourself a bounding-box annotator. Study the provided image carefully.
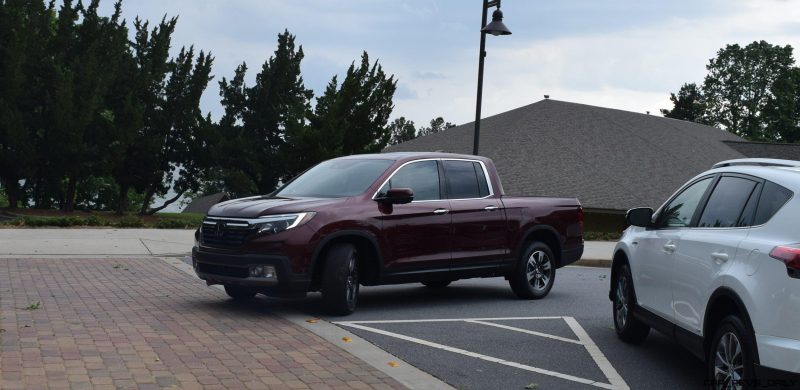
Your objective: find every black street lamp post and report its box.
[473,0,511,155]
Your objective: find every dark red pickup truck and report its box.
[192,152,584,314]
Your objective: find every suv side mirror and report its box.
[626,207,653,227]
[377,188,414,204]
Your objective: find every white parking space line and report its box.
[335,316,630,390]
[464,319,583,345]
[335,316,564,325]
[564,317,629,390]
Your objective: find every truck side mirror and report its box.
[626,207,653,227]
[377,188,414,204]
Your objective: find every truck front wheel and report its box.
[321,243,360,315]
[509,241,556,299]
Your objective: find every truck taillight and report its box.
[769,246,800,276]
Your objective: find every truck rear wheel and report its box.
[321,243,359,316]
[509,241,556,299]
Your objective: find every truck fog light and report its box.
[249,265,276,279]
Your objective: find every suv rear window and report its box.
[697,176,758,228]
[753,181,793,225]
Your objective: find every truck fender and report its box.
[515,225,562,265]
[309,230,384,285]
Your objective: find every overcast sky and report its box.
[97,0,800,127]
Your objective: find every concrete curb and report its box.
[159,257,453,390]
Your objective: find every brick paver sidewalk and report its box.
[0,258,403,389]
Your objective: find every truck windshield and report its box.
[275,159,394,198]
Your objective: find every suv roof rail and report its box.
[713,158,800,169]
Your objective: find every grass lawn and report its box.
[0,208,203,229]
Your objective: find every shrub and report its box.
[21,216,83,227]
[116,215,144,228]
[155,219,191,229]
[84,215,105,226]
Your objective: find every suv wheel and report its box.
[224,285,256,301]
[708,315,755,390]
[509,241,556,299]
[422,280,451,289]
[613,264,649,343]
[321,243,360,316]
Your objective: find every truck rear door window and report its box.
[444,160,481,199]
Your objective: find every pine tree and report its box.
[308,52,397,167]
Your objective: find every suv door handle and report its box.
[663,243,677,253]
[711,252,729,263]
[433,208,449,215]
[484,205,499,211]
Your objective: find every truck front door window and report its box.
[377,160,441,201]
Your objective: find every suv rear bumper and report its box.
[192,247,311,296]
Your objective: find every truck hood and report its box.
[207,196,348,218]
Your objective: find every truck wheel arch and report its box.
[310,230,383,289]
[517,226,562,267]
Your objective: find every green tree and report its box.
[44,0,129,211]
[702,40,795,140]
[0,0,54,208]
[418,116,456,136]
[108,16,178,214]
[387,117,417,145]
[138,47,215,215]
[763,67,800,143]
[660,83,708,123]
[309,52,397,167]
[216,30,314,196]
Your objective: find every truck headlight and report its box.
[254,212,315,234]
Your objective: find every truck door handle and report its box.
[711,252,729,263]
[433,208,449,215]
[663,244,677,253]
[484,205,498,211]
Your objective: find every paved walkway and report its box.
[0,258,403,390]
[0,229,194,257]
[0,229,616,263]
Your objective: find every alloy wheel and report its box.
[713,331,744,390]
[526,250,552,291]
[615,274,629,329]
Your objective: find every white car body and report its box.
[613,158,800,380]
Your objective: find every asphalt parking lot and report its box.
[270,266,707,390]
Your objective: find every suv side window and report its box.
[656,177,713,228]
[697,176,758,228]
[377,160,441,201]
[753,181,793,225]
[444,160,483,199]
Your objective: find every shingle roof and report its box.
[384,99,747,211]
[723,140,800,160]
[182,192,228,214]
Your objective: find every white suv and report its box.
[610,158,800,389]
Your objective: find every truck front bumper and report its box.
[192,247,311,297]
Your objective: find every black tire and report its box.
[612,264,650,344]
[509,241,556,299]
[224,285,256,301]
[707,315,756,390]
[422,280,451,289]
[321,243,360,316]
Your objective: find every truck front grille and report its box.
[197,263,249,278]
[201,218,256,248]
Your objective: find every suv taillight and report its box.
[578,206,584,233]
[769,245,800,278]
